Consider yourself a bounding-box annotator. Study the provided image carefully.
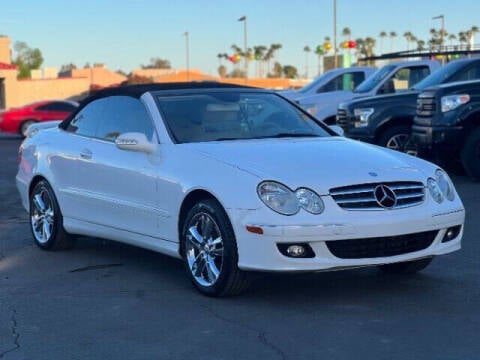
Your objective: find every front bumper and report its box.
[412,124,463,150]
[228,196,465,272]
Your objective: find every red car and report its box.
[0,100,78,136]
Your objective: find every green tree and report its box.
[283,65,298,79]
[271,61,283,78]
[416,40,426,51]
[448,33,457,45]
[218,65,227,78]
[59,63,77,73]
[141,57,171,69]
[12,41,44,79]
[228,68,246,78]
[342,27,351,40]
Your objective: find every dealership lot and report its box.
[1,136,479,360]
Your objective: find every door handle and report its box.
[79,149,92,160]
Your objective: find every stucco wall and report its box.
[5,77,90,108]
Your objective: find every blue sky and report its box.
[1,0,479,75]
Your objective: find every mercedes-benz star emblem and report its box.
[374,185,397,209]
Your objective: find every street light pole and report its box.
[238,15,248,84]
[432,15,445,49]
[333,0,338,68]
[183,31,190,81]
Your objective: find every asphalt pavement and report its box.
[1,136,479,360]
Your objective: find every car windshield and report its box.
[156,92,331,143]
[353,65,395,93]
[410,60,469,91]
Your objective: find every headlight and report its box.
[295,188,325,214]
[435,169,455,201]
[441,94,470,113]
[427,178,443,203]
[353,108,374,127]
[257,181,300,215]
[257,181,324,215]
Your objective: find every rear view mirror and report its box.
[115,132,157,154]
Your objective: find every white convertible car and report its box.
[16,83,465,296]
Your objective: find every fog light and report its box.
[287,245,305,257]
[277,243,315,258]
[442,225,461,243]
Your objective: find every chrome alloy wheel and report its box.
[30,187,55,244]
[386,134,410,151]
[386,134,418,156]
[185,212,224,287]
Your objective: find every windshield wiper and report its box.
[212,133,320,141]
[257,132,320,139]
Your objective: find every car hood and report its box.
[345,91,420,108]
[184,137,430,195]
[296,90,353,105]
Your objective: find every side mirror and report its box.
[115,132,157,154]
[329,125,344,137]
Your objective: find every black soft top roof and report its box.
[86,82,257,101]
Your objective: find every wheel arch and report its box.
[178,189,224,253]
[374,116,413,142]
[461,111,480,135]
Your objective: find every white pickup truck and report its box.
[280,66,375,101]
[296,60,441,125]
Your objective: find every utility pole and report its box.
[432,15,445,49]
[238,16,248,84]
[183,31,190,81]
[333,0,338,68]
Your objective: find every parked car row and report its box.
[333,58,480,180]
[282,57,480,180]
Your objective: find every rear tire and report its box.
[378,257,433,274]
[29,180,74,250]
[20,119,36,137]
[181,199,251,297]
[461,127,480,180]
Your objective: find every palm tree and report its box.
[389,31,397,52]
[379,31,387,54]
[355,38,366,59]
[303,45,311,78]
[416,40,426,51]
[403,31,413,50]
[342,27,351,40]
[458,31,468,49]
[253,45,267,77]
[314,45,324,75]
[365,37,376,65]
[448,34,457,46]
[469,26,479,46]
[263,43,282,76]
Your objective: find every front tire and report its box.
[181,199,250,297]
[29,180,74,250]
[377,125,417,156]
[378,257,433,274]
[461,127,480,180]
